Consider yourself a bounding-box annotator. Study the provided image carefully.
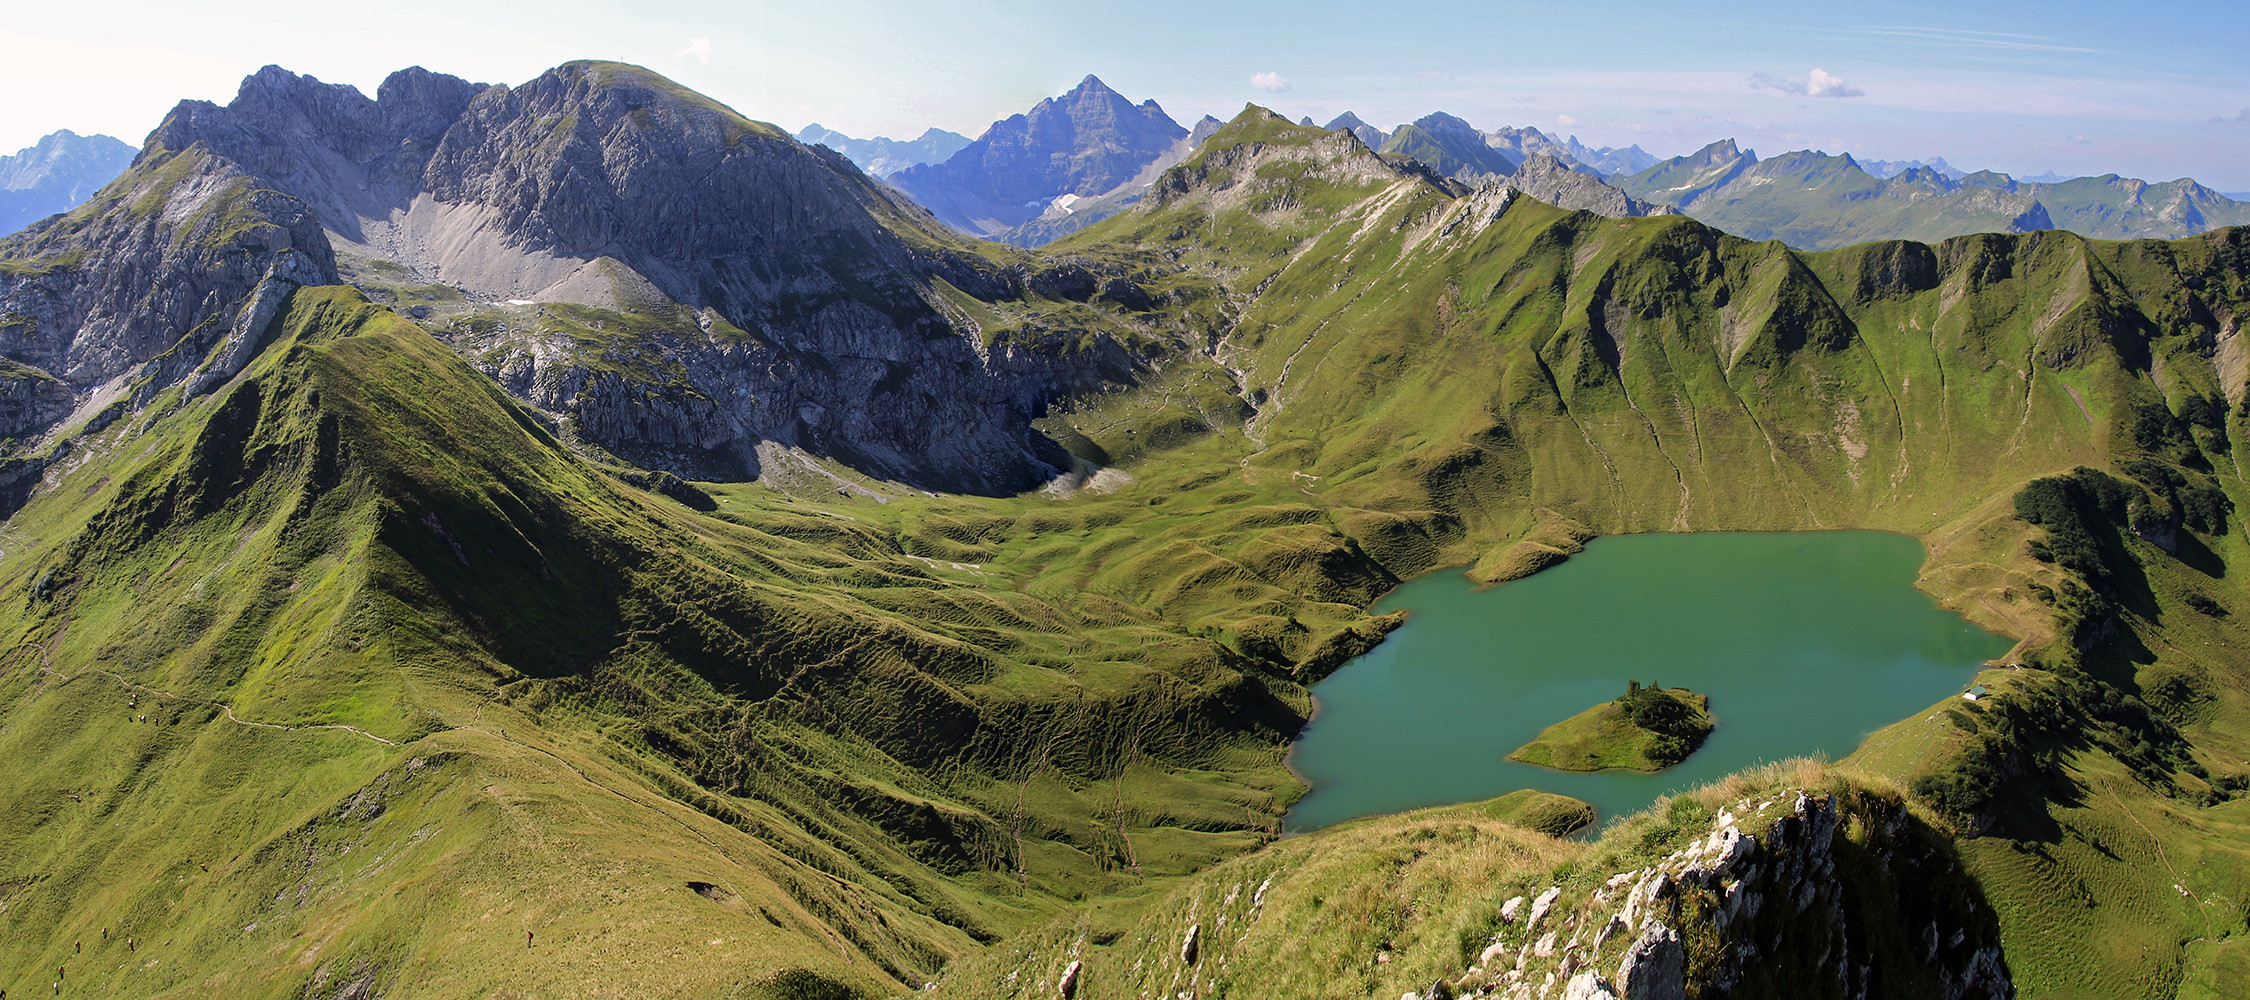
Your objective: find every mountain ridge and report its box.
[1621,138,2250,248]
[796,123,973,178]
[38,61,1196,496]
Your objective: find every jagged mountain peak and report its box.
[8,60,1192,497]
[1067,72,1119,96]
[889,73,1186,235]
[1694,137,1750,163]
[1322,111,1390,152]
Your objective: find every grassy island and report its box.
[1476,789,1598,836]
[1508,681,1714,772]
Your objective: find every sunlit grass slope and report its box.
[8,100,2250,1000]
[0,287,1371,996]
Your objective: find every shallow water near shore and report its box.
[1284,531,2013,833]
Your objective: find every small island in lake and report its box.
[1507,680,1714,772]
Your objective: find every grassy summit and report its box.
[1508,682,1714,772]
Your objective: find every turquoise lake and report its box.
[1283,531,2014,832]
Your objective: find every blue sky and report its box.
[4,0,2246,188]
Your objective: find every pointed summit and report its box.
[891,75,1186,235]
[1323,111,1388,151]
[1616,138,1755,208]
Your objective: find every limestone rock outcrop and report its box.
[1461,792,2013,1000]
[135,61,1181,494]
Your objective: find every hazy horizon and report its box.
[3,0,2245,188]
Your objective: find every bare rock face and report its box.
[1467,791,2015,1000]
[0,148,336,392]
[142,61,1173,495]
[1614,920,1683,1000]
[0,135,342,514]
[146,64,487,241]
[1499,154,1671,219]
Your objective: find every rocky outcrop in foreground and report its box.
[933,781,2013,1000]
[0,143,338,514]
[1462,792,2011,1000]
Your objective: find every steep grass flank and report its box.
[0,287,1342,996]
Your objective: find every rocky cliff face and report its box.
[147,65,487,243]
[1497,154,1671,219]
[0,141,336,512]
[137,62,1181,494]
[1323,111,1390,151]
[1466,792,2012,1000]
[890,75,1188,236]
[0,130,138,236]
[934,780,2017,1000]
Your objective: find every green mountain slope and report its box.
[1376,113,1517,180]
[9,89,2250,1000]
[1018,109,2250,998]
[0,282,1375,996]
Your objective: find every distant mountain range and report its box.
[793,123,971,178]
[1859,156,1966,181]
[885,88,1673,249]
[1614,139,2250,249]
[861,91,2249,252]
[888,75,1188,239]
[988,112,1223,248]
[11,82,2247,257]
[0,129,136,235]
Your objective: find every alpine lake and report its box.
[1284,531,2015,832]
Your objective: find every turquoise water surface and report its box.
[1284,531,2013,832]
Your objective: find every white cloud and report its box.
[676,37,712,63]
[1250,71,1290,93]
[1416,70,1453,82]
[1750,68,1864,99]
[1806,68,1859,98]
[1555,114,1577,127]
